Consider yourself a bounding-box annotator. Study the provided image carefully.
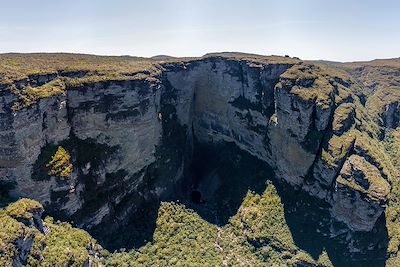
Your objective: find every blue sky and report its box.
[0,0,399,61]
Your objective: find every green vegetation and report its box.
[0,199,102,267]
[1,52,299,111]
[32,136,118,181]
[279,62,355,110]
[305,59,400,266]
[11,78,66,110]
[36,217,101,267]
[5,198,43,220]
[331,62,400,264]
[380,129,400,265]
[324,124,400,266]
[340,58,400,126]
[46,146,73,178]
[226,183,327,266]
[107,183,331,267]
[0,212,26,266]
[107,202,223,266]
[337,155,390,200]
[384,129,400,170]
[0,53,165,110]
[322,83,400,267]
[332,103,355,134]
[0,53,161,85]
[367,88,400,126]
[320,130,355,169]
[0,53,399,266]
[354,132,396,180]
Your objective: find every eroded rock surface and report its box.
[332,155,390,231]
[0,54,395,235]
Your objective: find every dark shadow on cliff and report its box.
[90,141,272,251]
[183,141,389,267]
[92,201,160,252]
[0,180,17,208]
[81,140,388,266]
[277,183,389,267]
[180,141,272,226]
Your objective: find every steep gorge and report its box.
[0,53,398,266]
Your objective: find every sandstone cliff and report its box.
[0,53,397,251]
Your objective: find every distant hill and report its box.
[151,55,176,60]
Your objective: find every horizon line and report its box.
[0,50,399,64]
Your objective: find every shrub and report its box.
[46,146,73,178]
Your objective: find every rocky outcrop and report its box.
[0,54,393,235]
[0,198,101,266]
[1,199,44,266]
[331,155,390,231]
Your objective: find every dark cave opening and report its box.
[190,190,202,204]
[182,140,274,226]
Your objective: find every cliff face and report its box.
[164,57,391,232]
[0,54,395,238]
[0,76,192,232]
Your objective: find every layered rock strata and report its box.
[0,54,392,233]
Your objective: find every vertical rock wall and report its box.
[0,56,392,233]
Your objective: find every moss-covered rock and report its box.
[332,103,355,135]
[0,199,102,267]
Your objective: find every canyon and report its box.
[0,53,398,266]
